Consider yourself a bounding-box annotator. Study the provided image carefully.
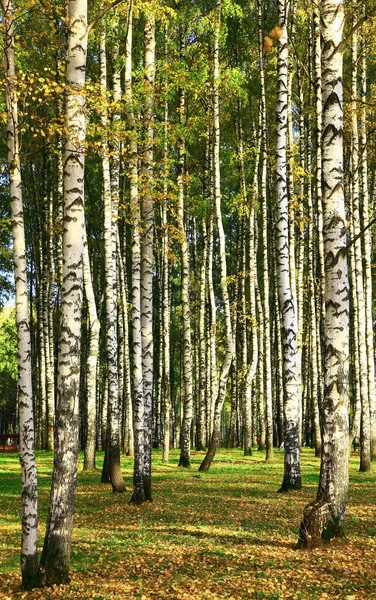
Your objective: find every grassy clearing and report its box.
[1,448,376,599]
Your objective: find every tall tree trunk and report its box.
[199,0,233,472]
[117,239,134,457]
[275,0,301,492]
[41,0,87,583]
[178,72,194,469]
[313,3,326,419]
[125,4,145,503]
[161,32,171,462]
[299,0,349,546]
[140,11,155,500]
[1,0,40,588]
[306,85,321,458]
[129,8,155,503]
[197,218,208,451]
[100,23,125,493]
[349,13,370,472]
[360,10,376,459]
[207,213,217,443]
[258,0,274,459]
[83,226,100,471]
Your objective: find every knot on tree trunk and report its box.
[297,500,330,548]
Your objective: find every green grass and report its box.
[1,448,376,599]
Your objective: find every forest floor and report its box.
[1,447,375,600]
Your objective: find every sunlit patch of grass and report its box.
[1,448,376,598]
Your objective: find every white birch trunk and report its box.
[140,12,155,500]
[41,0,87,583]
[161,38,171,462]
[275,0,301,492]
[199,0,234,471]
[360,12,376,459]
[197,218,208,452]
[99,23,125,493]
[1,0,40,587]
[125,6,144,502]
[300,0,350,545]
[117,238,134,457]
[83,226,100,471]
[349,17,370,471]
[178,79,194,468]
[258,0,273,459]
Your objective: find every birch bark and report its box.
[177,73,194,469]
[41,0,87,582]
[83,226,100,471]
[275,0,301,492]
[299,0,350,545]
[1,0,40,587]
[199,0,234,472]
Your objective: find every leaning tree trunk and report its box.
[275,0,301,493]
[1,0,40,588]
[199,0,234,472]
[40,0,87,584]
[298,0,349,547]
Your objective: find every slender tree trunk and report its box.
[313,4,326,418]
[117,239,134,457]
[306,89,321,458]
[161,34,171,462]
[41,0,87,582]
[45,178,55,451]
[258,0,273,459]
[140,11,155,500]
[83,227,100,471]
[178,72,194,469]
[1,0,40,587]
[197,218,208,451]
[360,11,376,459]
[207,213,217,443]
[125,4,145,504]
[199,0,233,472]
[349,14,370,471]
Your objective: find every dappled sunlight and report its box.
[1,449,376,599]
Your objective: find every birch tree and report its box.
[1,0,40,588]
[100,22,125,493]
[41,0,87,582]
[199,0,234,472]
[177,50,194,468]
[298,0,349,545]
[275,0,301,492]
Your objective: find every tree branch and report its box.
[87,0,125,36]
[346,214,376,251]
[337,6,376,54]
